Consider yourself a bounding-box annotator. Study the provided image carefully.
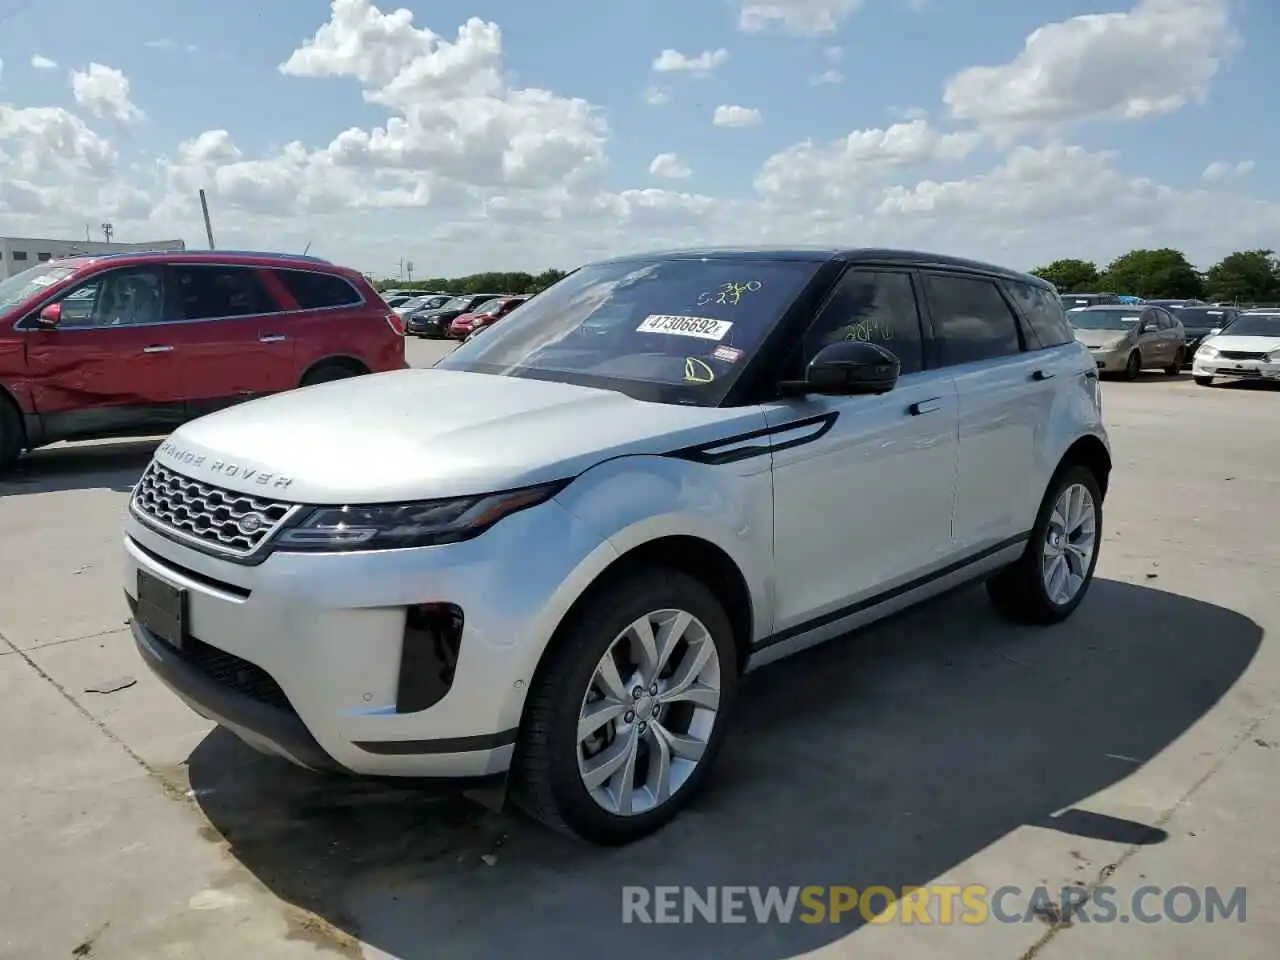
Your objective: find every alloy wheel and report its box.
[576,609,722,816]
[1042,482,1098,606]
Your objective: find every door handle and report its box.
[909,397,943,416]
[142,345,173,353]
[259,335,287,343]
[1032,369,1055,381]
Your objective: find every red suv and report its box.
[0,250,406,470]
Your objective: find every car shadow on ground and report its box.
[190,579,1261,960]
[0,438,158,495]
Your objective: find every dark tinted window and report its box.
[273,269,362,309]
[171,265,272,320]
[803,270,924,374]
[924,274,1023,365]
[1175,307,1233,330]
[1007,280,1072,347]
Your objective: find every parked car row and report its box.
[0,249,407,470]
[1065,301,1279,385]
[402,292,530,339]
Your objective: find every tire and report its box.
[1164,350,1184,375]
[1194,376,1214,387]
[300,362,361,387]
[0,397,23,472]
[1122,351,1142,381]
[513,568,738,845]
[986,464,1103,625]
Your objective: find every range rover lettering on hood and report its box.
[158,441,294,490]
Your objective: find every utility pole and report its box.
[406,259,414,282]
[198,189,216,249]
[101,222,114,243]
[398,258,404,281]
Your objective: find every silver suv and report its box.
[124,248,1111,845]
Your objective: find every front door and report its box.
[165,263,296,416]
[22,265,186,440]
[767,268,959,636]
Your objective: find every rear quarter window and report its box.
[1007,281,1074,348]
[273,269,363,309]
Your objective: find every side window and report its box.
[272,269,361,309]
[171,265,271,320]
[1006,281,1073,348]
[55,267,165,328]
[924,274,1023,366]
[802,270,924,374]
[1138,309,1158,333]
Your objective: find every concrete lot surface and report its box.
[2,343,1277,959]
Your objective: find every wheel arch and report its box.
[300,354,369,384]
[1056,434,1112,500]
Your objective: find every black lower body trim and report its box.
[755,531,1031,650]
[132,618,343,773]
[353,729,518,755]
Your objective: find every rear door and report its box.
[1134,308,1167,366]
[21,265,186,438]
[165,263,296,416]
[919,270,1047,551]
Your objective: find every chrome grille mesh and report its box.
[131,461,297,557]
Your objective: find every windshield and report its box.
[1060,295,1104,309]
[0,263,78,315]
[438,258,822,405]
[1174,307,1232,330]
[1220,314,1280,338]
[1068,308,1143,331]
[474,298,507,316]
[442,296,475,311]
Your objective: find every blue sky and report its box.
[1,0,1277,276]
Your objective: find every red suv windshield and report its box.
[0,262,79,316]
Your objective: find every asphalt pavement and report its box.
[1,352,1277,959]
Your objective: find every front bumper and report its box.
[406,315,451,337]
[123,496,612,778]
[1192,355,1280,381]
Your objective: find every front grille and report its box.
[131,461,298,558]
[1218,350,1268,361]
[183,635,294,712]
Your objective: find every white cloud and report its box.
[31,55,58,70]
[944,0,1238,130]
[651,48,728,75]
[1203,160,1254,181]
[811,69,842,85]
[643,85,671,106]
[144,39,199,52]
[713,104,763,127]
[649,152,691,179]
[737,0,864,34]
[70,63,145,123]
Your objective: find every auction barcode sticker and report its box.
[637,314,733,341]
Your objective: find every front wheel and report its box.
[986,464,1103,625]
[1123,351,1142,380]
[513,569,737,845]
[0,398,23,472]
[1194,375,1214,387]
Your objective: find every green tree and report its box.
[1099,248,1203,299]
[1204,250,1280,304]
[1030,259,1100,293]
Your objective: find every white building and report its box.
[0,236,187,281]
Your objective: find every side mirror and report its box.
[1209,328,1222,336]
[36,303,62,328]
[781,340,900,396]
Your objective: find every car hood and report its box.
[1073,330,1130,348]
[1202,334,1280,353]
[154,369,760,503]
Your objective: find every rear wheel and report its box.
[513,569,737,845]
[1164,350,1184,375]
[300,362,362,387]
[1194,375,1214,387]
[986,465,1102,625]
[0,397,23,472]
[1123,351,1142,380]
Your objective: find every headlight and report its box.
[1197,345,1219,359]
[272,482,565,552]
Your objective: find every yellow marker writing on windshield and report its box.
[684,357,715,383]
[697,281,762,307]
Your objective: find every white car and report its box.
[1192,311,1280,386]
[124,248,1111,844]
